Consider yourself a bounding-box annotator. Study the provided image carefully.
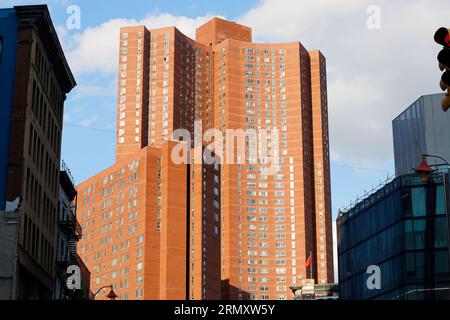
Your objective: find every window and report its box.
[411,187,426,217]
[436,185,446,215]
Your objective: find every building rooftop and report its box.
[13,5,76,93]
[392,93,445,122]
[338,167,450,224]
[196,17,252,46]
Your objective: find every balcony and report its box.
[61,161,77,202]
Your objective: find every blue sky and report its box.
[4,0,447,218]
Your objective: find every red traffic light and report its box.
[442,93,450,112]
[441,71,450,90]
[435,27,450,47]
[441,70,450,111]
[435,28,450,112]
[438,49,450,70]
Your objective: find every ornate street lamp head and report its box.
[106,287,118,300]
[414,156,435,182]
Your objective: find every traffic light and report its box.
[434,27,450,111]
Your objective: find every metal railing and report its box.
[338,173,396,218]
[391,287,450,300]
[61,159,75,186]
[58,206,82,239]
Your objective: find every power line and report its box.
[64,122,116,134]
[63,122,391,174]
[331,163,390,173]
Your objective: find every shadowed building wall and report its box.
[0,5,76,300]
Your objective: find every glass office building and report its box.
[393,93,448,176]
[337,169,450,300]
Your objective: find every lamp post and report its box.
[413,153,450,300]
[423,153,450,165]
[414,153,450,182]
[93,285,117,300]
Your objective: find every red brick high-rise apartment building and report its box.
[77,17,333,301]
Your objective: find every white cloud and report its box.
[239,0,449,168]
[63,112,71,123]
[240,0,363,44]
[71,82,117,100]
[80,115,98,127]
[57,0,449,168]
[58,13,218,75]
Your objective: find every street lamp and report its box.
[93,285,117,300]
[414,155,435,182]
[414,153,450,182]
[413,153,450,300]
[290,287,300,300]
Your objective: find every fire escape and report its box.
[57,204,82,266]
[57,162,82,266]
